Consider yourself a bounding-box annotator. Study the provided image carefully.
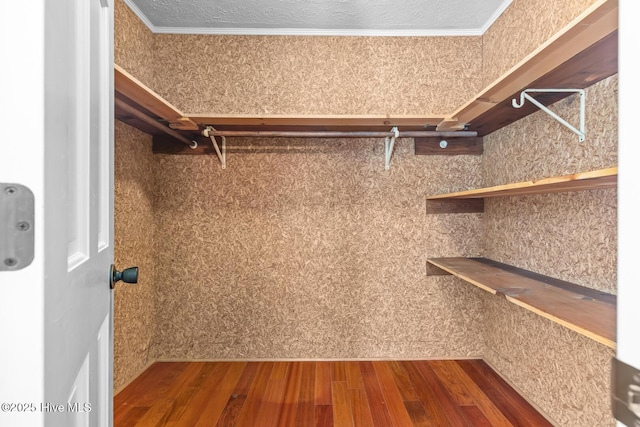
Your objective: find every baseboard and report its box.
[150,355,484,363]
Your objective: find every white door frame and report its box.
[617,0,640,409]
[0,2,47,425]
[0,0,114,426]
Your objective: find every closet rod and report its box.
[115,98,198,148]
[204,130,478,138]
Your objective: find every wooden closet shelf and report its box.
[428,167,617,201]
[114,0,617,149]
[186,114,446,132]
[115,65,199,131]
[427,257,616,348]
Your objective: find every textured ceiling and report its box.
[124,0,513,36]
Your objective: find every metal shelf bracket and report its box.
[512,89,586,142]
[384,126,400,170]
[203,126,226,169]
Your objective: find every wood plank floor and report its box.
[114,360,553,426]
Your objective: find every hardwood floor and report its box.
[114,360,552,426]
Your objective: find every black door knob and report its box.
[110,264,139,289]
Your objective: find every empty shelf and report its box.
[427,257,616,348]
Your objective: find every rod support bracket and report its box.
[384,126,400,171]
[512,89,586,142]
[202,126,226,169]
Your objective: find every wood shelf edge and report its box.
[505,297,616,349]
[427,257,616,349]
[185,114,447,130]
[427,167,617,200]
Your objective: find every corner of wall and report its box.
[113,121,158,391]
[478,74,618,426]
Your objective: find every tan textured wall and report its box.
[482,0,599,87]
[150,34,482,116]
[113,121,157,391]
[151,138,486,359]
[114,2,617,422]
[481,76,618,426]
[114,0,156,88]
[482,296,615,427]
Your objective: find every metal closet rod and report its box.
[204,130,477,138]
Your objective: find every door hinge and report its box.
[0,183,34,272]
[612,357,640,426]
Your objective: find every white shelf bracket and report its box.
[512,89,586,142]
[384,126,400,170]
[202,126,226,169]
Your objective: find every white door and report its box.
[0,0,114,426]
[617,0,640,425]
